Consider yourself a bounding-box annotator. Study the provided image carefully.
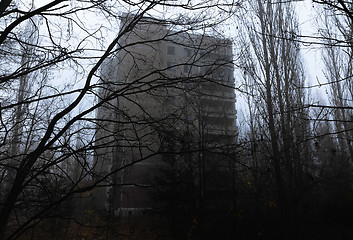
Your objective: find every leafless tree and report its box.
[0,0,239,239]
[316,2,353,162]
[236,0,311,224]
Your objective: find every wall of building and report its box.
[94,16,237,215]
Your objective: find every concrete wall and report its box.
[95,16,237,214]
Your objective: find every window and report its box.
[186,115,194,123]
[198,66,207,75]
[183,65,191,73]
[167,61,176,71]
[166,96,175,104]
[184,48,192,57]
[184,82,193,90]
[167,46,175,55]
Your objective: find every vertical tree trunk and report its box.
[257,0,289,222]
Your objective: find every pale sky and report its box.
[27,0,329,132]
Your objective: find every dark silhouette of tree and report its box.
[0,1,239,239]
[236,0,311,229]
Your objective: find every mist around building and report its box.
[2,1,353,240]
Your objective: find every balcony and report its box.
[201,108,237,118]
[200,92,235,102]
[205,127,237,136]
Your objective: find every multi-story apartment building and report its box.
[94,14,237,215]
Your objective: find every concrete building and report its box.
[94,14,237,215]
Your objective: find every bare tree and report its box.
[0,0,239,239]
[317,2,353,163]
[236,0,311,224]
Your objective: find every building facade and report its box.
[94,14,237,215]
